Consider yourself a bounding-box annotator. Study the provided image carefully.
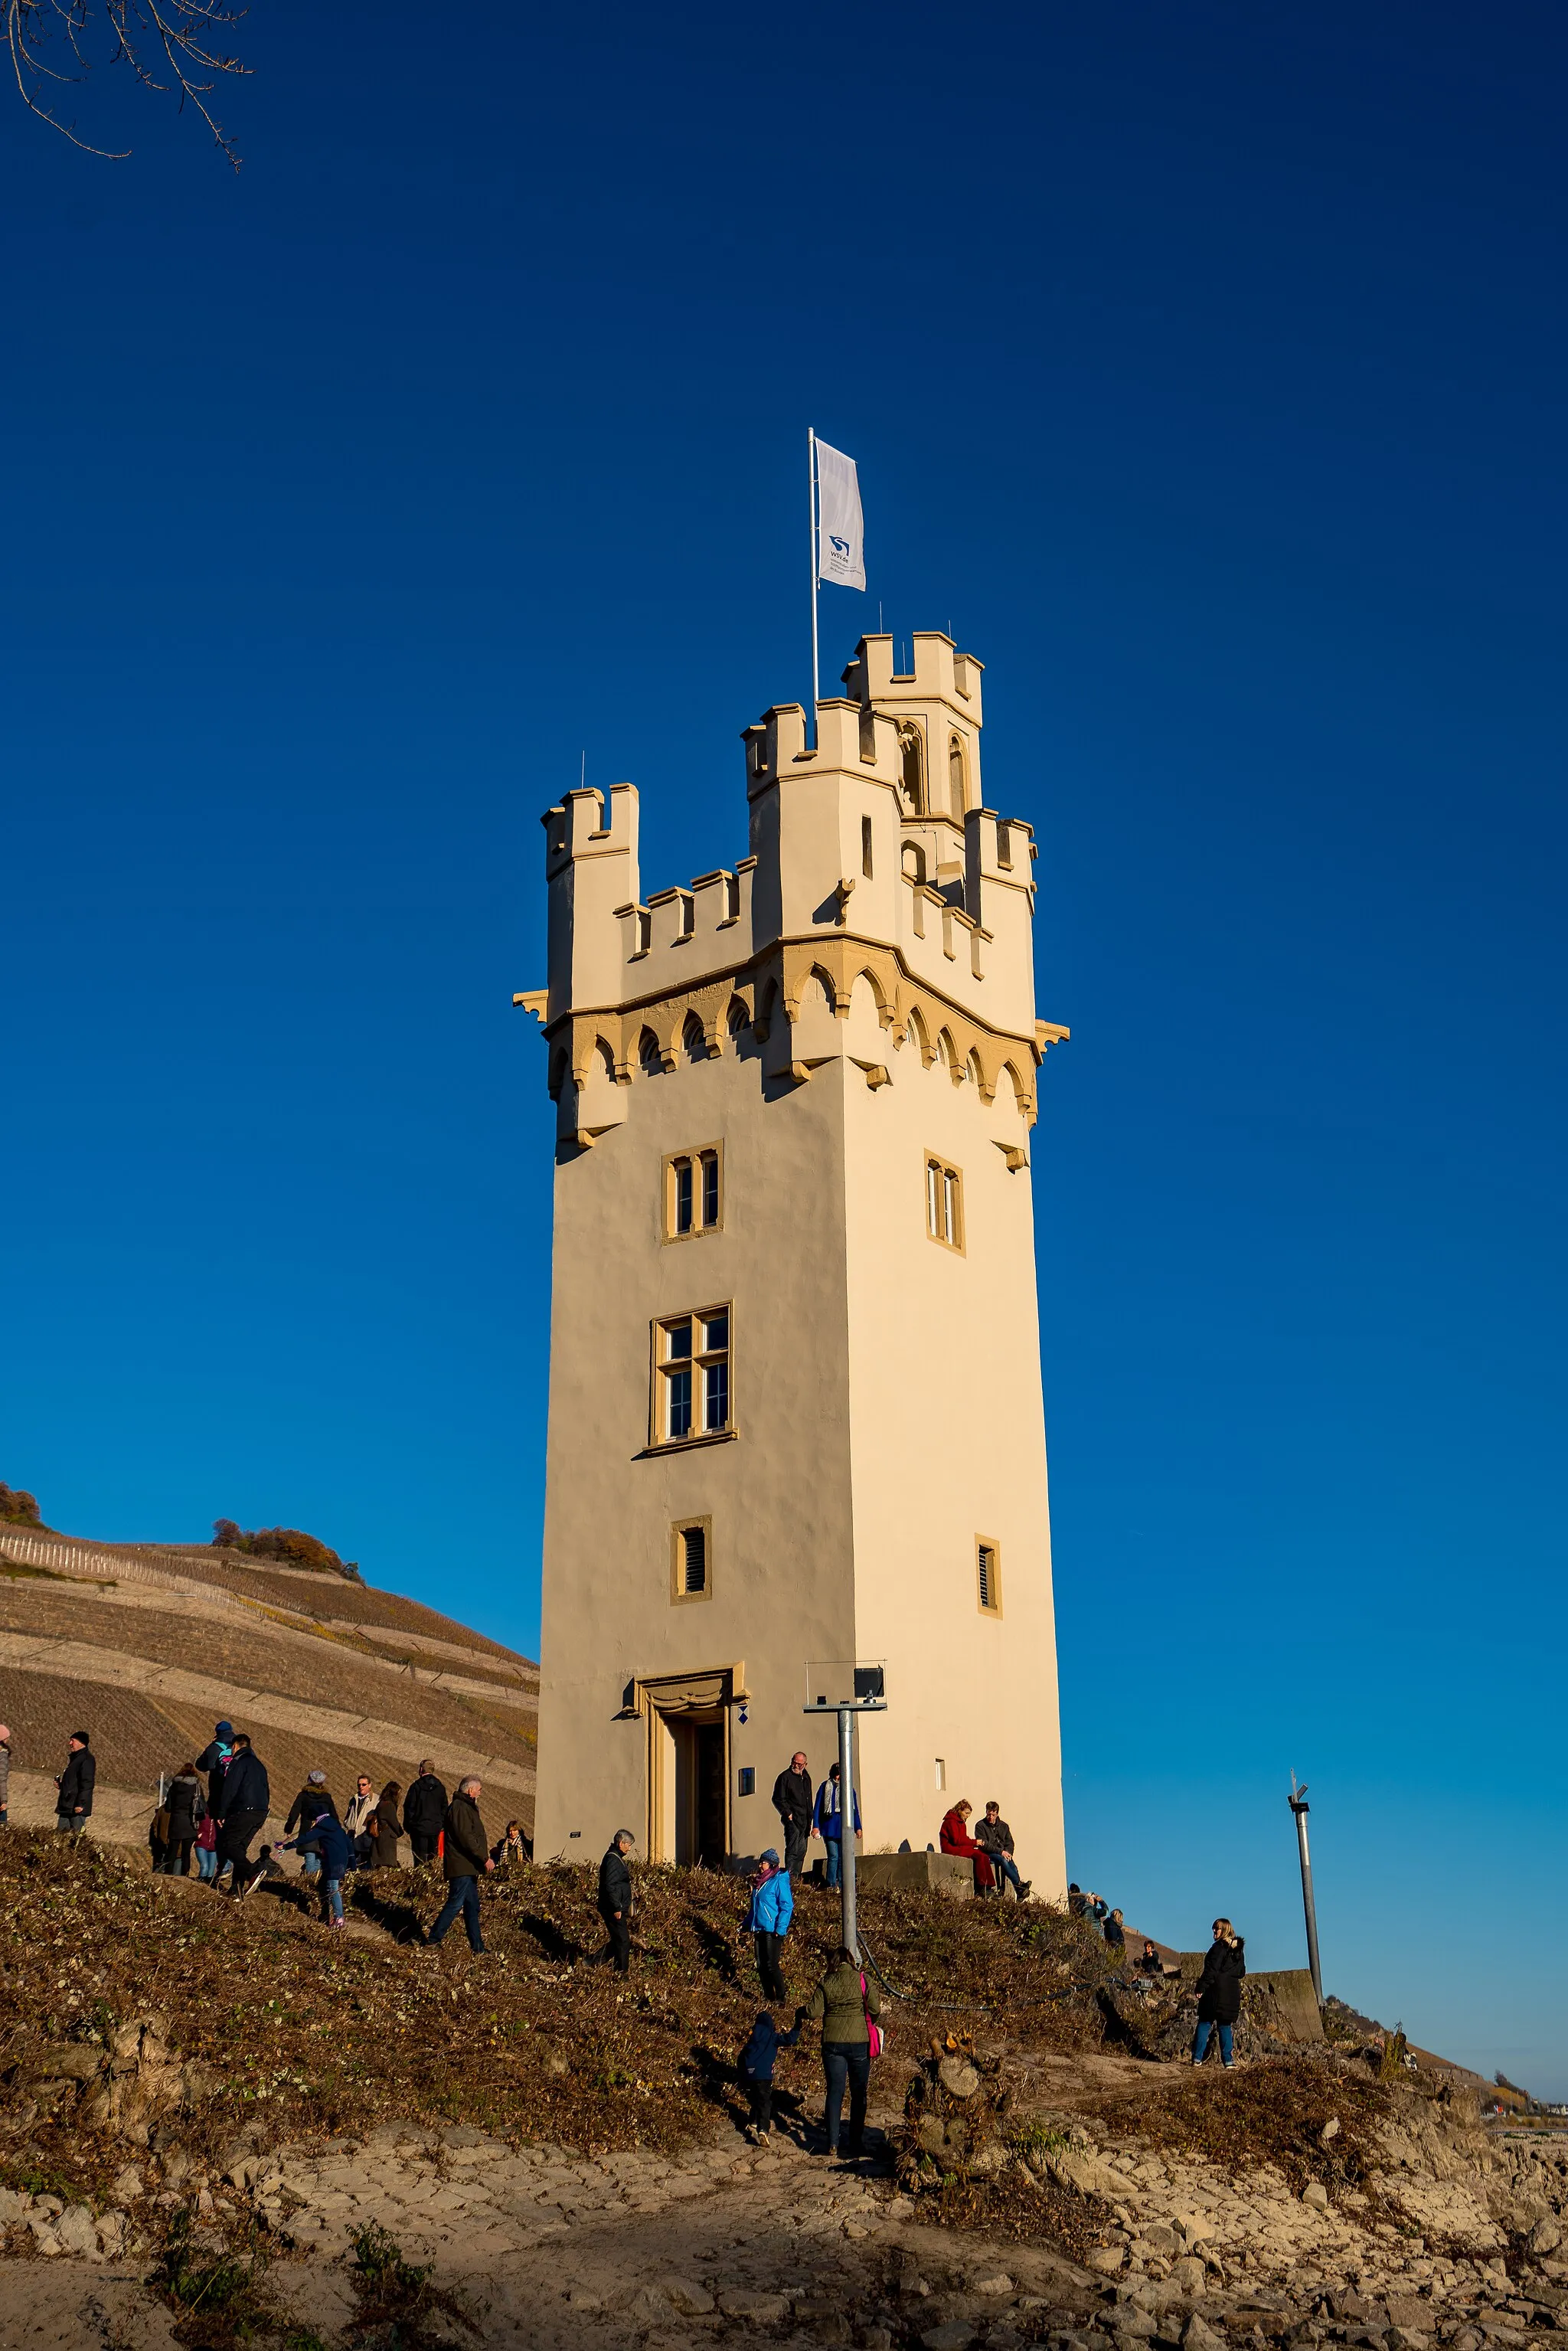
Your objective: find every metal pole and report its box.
[838,1703,857,1960]
[1289,1787,1323,2005]
[807,427,820,734]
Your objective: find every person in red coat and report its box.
[939,1800,995,1892]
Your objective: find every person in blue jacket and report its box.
[743,1847,793,2002]
[737,2006,801,2144]
[276,1807,354,1930]
[812,1764,861,1890]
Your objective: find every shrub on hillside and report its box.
[0,1483,42,1528]
[210,1519,361,1581]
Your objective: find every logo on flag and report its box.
[815,440,865,592]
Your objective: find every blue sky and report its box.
[3,2,1564,2089]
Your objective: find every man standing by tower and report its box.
[598,1829,635,1974]
[772,1752,813,1879]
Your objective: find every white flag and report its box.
[815,438,866,591]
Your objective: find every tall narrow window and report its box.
[861,816,874,878]
[663,1319,692,1438]
[701,1309,729,1431]
[654,1307,733,1444]
[934,1758,946,1791]
[975,1537,1002,1617]
[663,1145,724,1241]
[925,1154,964,1252]
[949,734,967,820]
[671,1516,713,1603]
[897,720,926,815]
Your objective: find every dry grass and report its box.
[1097,2057,1392,2192]
[0,1836,1116,2215]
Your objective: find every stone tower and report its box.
[523,633,1068,1887]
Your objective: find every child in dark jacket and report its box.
[277,1810,354,1929]
[737,2009,801,2144]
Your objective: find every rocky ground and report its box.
[0,1839,1562,2351]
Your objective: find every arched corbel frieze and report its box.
[545,937,1041,1125]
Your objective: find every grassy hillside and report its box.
[0,1523,537,1841]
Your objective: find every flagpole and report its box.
[807,426,820,739]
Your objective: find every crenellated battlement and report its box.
[841,629,985,726]
[526,636,1063,1149]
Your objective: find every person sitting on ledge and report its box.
[974,1801,1031,1899]
[939,1799,995,1893]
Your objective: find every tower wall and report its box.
[841,1041,1065,1889]
[534,1047,860,1861]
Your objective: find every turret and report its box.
[542,784,639,1022]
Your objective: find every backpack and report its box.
[859,1971,884,2060]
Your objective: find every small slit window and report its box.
[738,1766,755,1797]
[925,1154,964,1252]
[861,816,874,878]
[949,734,967,821]
[935,1758,946,1791]
[671,1516,713,1603]
[664,1144,723,1241]
[976,1537,1002,1617]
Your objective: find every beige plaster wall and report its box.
[534,1043,861,1862]
[841,1027,1066,1892]
[534,1024,1064,1879]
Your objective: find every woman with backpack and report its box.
[1193,1917,1246,2067]
[804,1945,882,2161]
[158,1764,204,1876]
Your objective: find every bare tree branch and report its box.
[7,0,249,165]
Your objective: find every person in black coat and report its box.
[403,1761,449,1865]
[425,1778,494,1954]
[214,1733,271,1897]
[55,1733,96,1836]
[1193,1918,1246,2067]
[598,1829,635,1975]
[771,1753,814,1879]
[159,1765,204,1876]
